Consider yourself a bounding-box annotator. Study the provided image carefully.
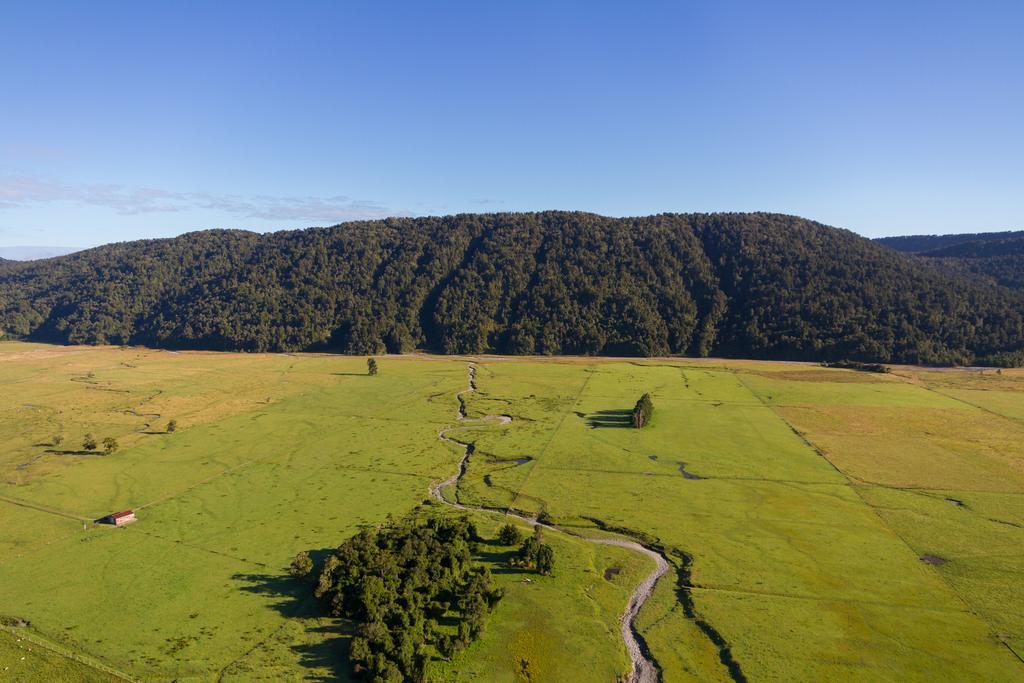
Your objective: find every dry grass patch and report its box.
[779,405,1024,491]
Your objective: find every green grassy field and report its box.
[1,343,1022,681]
[460,360,1024,680]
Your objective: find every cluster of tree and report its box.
[64,419,176,456]
[632,393,654,428]
[820,360,890,373]
[877,231,1024,292]
[933,255,1024,292]
[3,212,1024,366]
[80,433,118,454]
[508,526,555,575]
[307,512,502,681]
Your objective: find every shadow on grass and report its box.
[474,548,534,576]
[586,409,633,428]
[288,624,352,682]
[232,552,352,681]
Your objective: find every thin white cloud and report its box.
[0,174,409,223]
[188,192,406,222]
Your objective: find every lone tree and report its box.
[632,393,654,428]
[102,437,119,454]
[498,523,522,546]
[289,550,313,578]
[166,419,178,433]
[53,434,64,447]
[367,358,378,376]
[82,433,97,451]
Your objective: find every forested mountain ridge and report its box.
[2,212,1023,365]
[876,230,1024,255]
[876,231,1024,292]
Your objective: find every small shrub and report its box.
[821,360,890,373]
[289,551,313,578]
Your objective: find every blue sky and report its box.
[1,1,1021,247]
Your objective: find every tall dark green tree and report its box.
[536,544,555,575]
[498,523,522,546]
[632,393,654,428]
[516,534,539,566]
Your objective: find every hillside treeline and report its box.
[2,212,1023,365]
[876,230,1024,255]
[878,231,1024,293]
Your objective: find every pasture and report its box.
[1,343,1022,681]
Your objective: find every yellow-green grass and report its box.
[633,576,732,682]
[0,345,640,681]
[0,628,117,682]
[462,361,1024,680]
[0,347,466,679]
[3,344,1024,681]
[427,515,645,682]
[901,367,1024,425]
[737,365,1024,674]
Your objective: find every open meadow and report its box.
[1,342,1022,681]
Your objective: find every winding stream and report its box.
[430,363,669,683]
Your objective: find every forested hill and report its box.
[876,230,1024,254]
[2,212,1023,366]
[877,231,1024,292]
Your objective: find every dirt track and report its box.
[431,362,668,683]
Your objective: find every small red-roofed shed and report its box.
[96,510,136,526]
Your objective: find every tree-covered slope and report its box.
[877,231,1024,292]
[876,230,1024,254]
[2,212,1023,365]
